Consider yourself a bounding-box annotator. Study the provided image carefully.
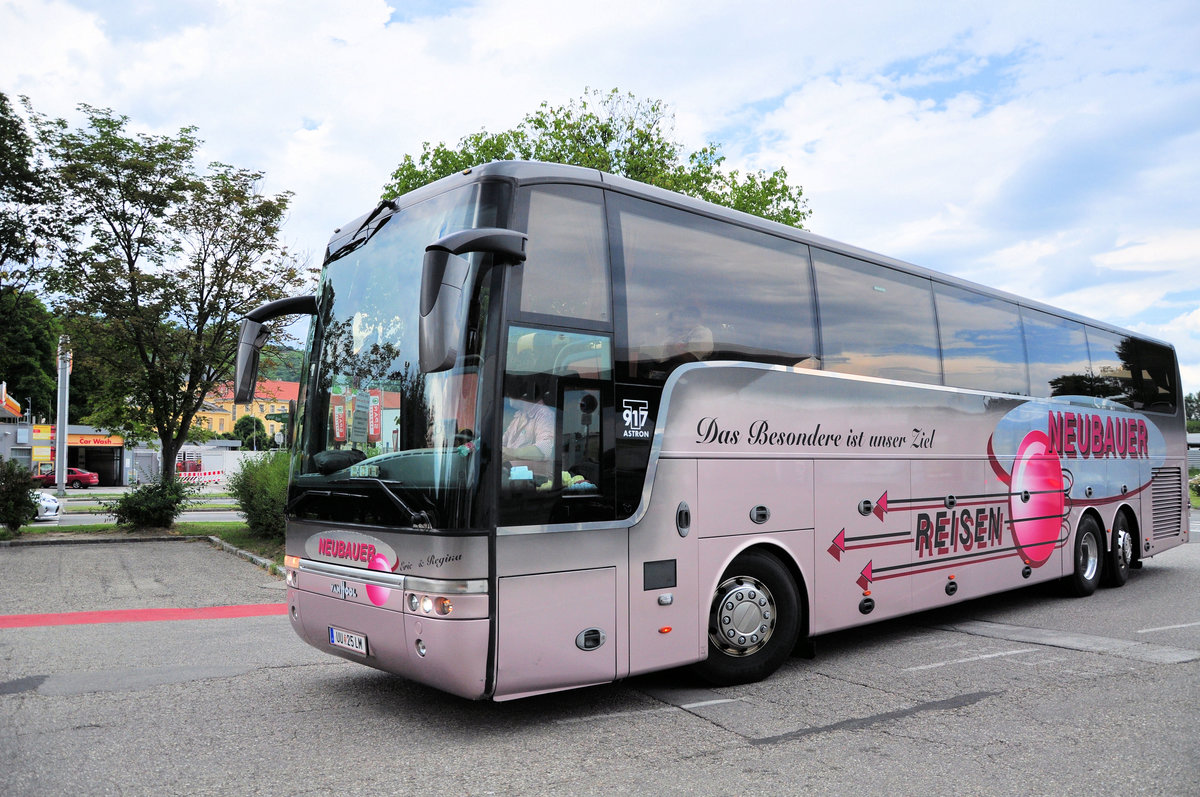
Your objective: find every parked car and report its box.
[33,491,60,521]
[32,467,100,489]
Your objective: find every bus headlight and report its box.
[421,595,434,614]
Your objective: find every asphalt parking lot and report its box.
[0,515,1197,795]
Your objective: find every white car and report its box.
[33,491,60,521]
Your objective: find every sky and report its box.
[3,0,1199,394]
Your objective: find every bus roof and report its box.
[343,159,1172,351]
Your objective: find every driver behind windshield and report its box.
[502,372,555,478]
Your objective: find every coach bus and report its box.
[236,161,1188,700]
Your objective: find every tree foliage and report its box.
[28,104,308,481]
[227,450,289,541]
[233,414,271,450]
[0,93,68,419]
[383,88,811,229]
[0,456,37,536]
[0,92,69,296]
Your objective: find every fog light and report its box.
[421,596,433,614]
[434,597,453,615]
[415,639,427,658]
[285,569,298,588]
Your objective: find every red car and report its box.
[33,467,100,489]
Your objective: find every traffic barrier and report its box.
[176,470,224,484]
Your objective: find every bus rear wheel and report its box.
[1102,512,1133,588]
[1065,515,1103,597]
[692,549,800,686]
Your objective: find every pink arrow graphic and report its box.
[872,491,888,522]
[856,560,874,591]
[827,528,846,561]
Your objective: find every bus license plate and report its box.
[329,627,368,655]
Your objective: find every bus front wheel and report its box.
[692,549,800,686]
[1065,516,1103,597]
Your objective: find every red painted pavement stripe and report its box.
[0,603,288,629]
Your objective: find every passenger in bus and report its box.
[666,300,713,361]
[502,373,556,478]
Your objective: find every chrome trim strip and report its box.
[404,575,489,595]
[299,559,406,588]
[298,559,488,594]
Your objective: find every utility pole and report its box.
[55,335,71,498]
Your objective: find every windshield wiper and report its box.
[326,199,398,264]
[331,477,434,530]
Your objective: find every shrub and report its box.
[106,478,197,529]
[0,456,37,537]
[228,450,289,542]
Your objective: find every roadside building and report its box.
[193,380,299,441]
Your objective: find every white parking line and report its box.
[556,706,677,725]
[679,698,738,709]
[1136,620,1200,634]
[903,648,1036,671]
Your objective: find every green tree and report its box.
[1185,391,1198,422]
[233,414,270,450]
[1,92,69,296]
[31,105,308,482]
[383,88,811,228]
[0,456,37,537]
[0,93,69,420]
[0,289,57,422]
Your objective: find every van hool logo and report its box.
[621,399,650,439]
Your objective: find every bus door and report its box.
[493,328,626,699]
[627,457,700,676]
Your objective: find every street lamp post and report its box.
[55,336,71,498]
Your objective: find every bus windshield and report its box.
[291,184,498,530]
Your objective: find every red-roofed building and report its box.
[194,380,299,439]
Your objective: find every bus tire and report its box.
[1102,512,1133,588]
[692,549,800,686]
[1065,515,1103,597]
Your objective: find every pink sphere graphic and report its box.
[366,553,393,606]
[1008,430,1065,566]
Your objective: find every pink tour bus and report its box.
[236,161,1188,700]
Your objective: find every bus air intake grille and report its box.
[1150,467,1183,540]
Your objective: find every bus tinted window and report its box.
[516,185,610,323]
[1135,340,1179,413]
[934,284,1029,394]
[1085,326,1137,407]
[616,195,817,379]
[1021,308,1091,398]
[812,249,941,384]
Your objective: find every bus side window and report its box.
[512,185,611,324]
[1135,340,1178,414]
[1022,308,1091,398]
[500,327,615,527]
[813,248,941,385]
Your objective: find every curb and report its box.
[0,533,286,578]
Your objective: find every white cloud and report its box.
[3,0,1198,393]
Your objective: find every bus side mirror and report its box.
[420,227,527,373]
[234,295,319,403]
[234,319,269,403]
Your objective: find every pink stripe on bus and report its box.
[0,604,288,629]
